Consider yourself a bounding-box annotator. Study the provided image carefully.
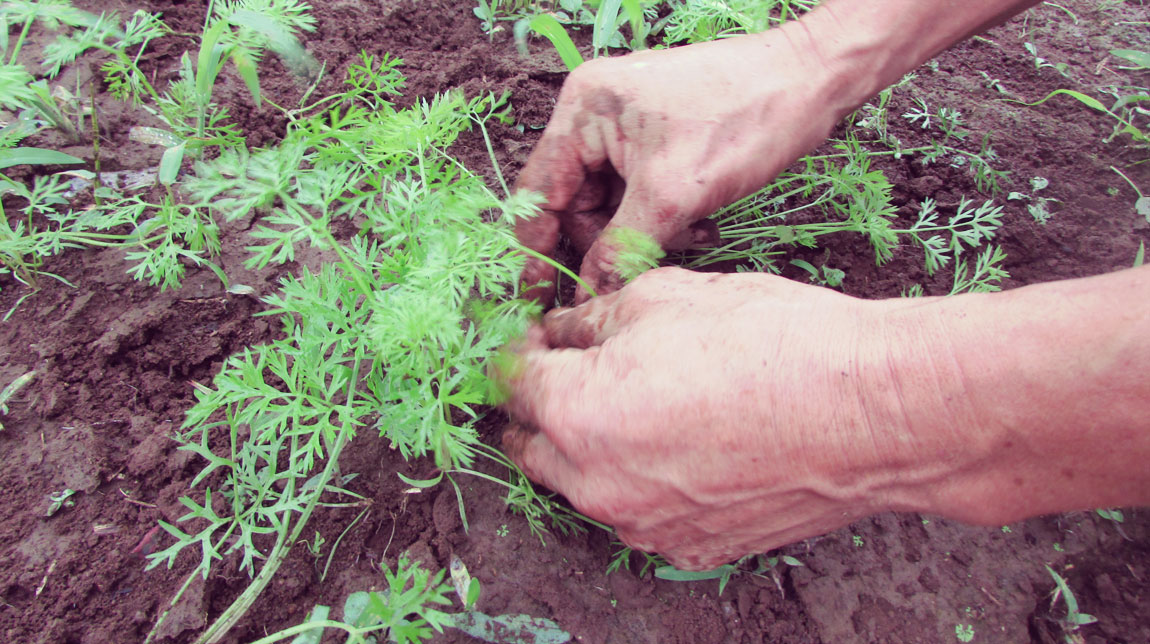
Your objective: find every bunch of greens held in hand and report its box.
[144,53,589,644]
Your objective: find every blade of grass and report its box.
[231,49,262,107]
[1012,88,1105,112]
[654,565,729,581]
[622,0,645,49]
[229,9,318,82]
[527,14,584,71]
[0,147,84,168]
[1110,49,1149,69]
[195,19,229,106]
[159,142,186,185]
[593,0,623,54]
[1009,88,1146,143]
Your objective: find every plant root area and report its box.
[1,0,1148,642]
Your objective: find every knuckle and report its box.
[630,265,681,289]
[558,65,599,103]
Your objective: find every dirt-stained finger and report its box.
[541,290,627,349]
[573,187,689,303]
[501,422,581,496]
[562,169,625,254]
[514,130,588,306]
[515,214,561,304]
[664,219,721,252]
[513,129,585,211]
[498,344,597,445]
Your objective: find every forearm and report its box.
[771,0,1043,119]
[880,266,1150,523]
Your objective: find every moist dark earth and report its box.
[1,0,1148,642]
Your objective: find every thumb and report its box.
[501,423,581,495]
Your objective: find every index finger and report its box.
[501,422,582,495]
[514,131,587,303]
[500,342,593,437]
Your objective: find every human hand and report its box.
[499,267,953,570]
[514,26,855,306]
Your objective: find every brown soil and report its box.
[1,1,1147,643]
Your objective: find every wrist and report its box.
[868,269,1150,524]
[858,295,1011,522]
[819,296,999,521]
[780,0,1043,116]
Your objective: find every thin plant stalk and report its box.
[191,354,364,644]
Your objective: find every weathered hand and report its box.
[514,26,852,305]
[500,267,935,570]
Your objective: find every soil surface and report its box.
[2,0,1148,643]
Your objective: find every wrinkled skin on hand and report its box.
[500,268,938,570]
[515,29,847,305]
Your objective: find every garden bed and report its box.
[0,0,1147,642]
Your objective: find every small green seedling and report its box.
[1094,507,1132,540]
[473,0,499,35]
[978,71,1008,95]
[606,543,666,577]
[1011,89,1148,145]
[45,488,76,517]
[0,371,34,430]
[1095,508,1124,523]
[1110,166,1149,222]
[853,535,864,547]
[656,553,804,597]
[1110,48,1150,71]
[448,555,483,611]
[902,98,966,140]
[515,0,649,71]
[1008,176,1058,224]
[903,97,934,129]
[790,258,844,287]
[1045,565,1097,642]
[516,14,584,70]
[301,531,325,557]
[262,556,571,644]
[955,623,975,642]
[1024,42,1070,77]
[655,562,739,594]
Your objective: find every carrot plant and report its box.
[144,53,586,643]
[0,0,98,144]
[661,0,818,44]
[514,0,652,70]
[0,0,315,302]
[4,4,592,637]
[677,134,1009,294]
[251,555,573,643]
